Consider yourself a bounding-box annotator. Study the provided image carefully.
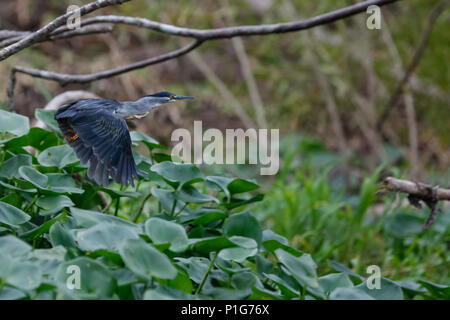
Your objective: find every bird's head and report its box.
[145,91,195,104]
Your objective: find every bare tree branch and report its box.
[376,0,449,130]
[0,0,130,61]
[79,0,399,39]
[383,177,450,201]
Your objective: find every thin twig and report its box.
[382,177,450,201]
[0,0,130,61]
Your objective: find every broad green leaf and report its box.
[76,223,139,252]
[44,173,84,194]
[223,211,262,246]
[99,187,140,199]
[69,207,139,232]
[119,238,177,280]
[130,131,167,150]
[328,260,365,281]
[0,201,30,227]
[35,109,59,133]
[176,185,219,204]
[0,254,42,291]
[38,145,79,168]
[0,287,26,300]
[356,278,403,300]
[18,166,48,189]
[0,235,32,257]
[0,110,29,143]
[145,218,188,252]
[36,195,74,216]
[5,127,58,152]
[263,273,299,298]
[175,257,210,284]
[0,154,32,179]
[275,249,318,288]
[49,222,77,249]
[143,285,197,300]
[319,273,353,295]
[206,176,259,198]
[55,257,116,299]
[150,187,186,214]
[178,208,227,226]
[329,287,375,300]
[151,162,204,189]
[419,280,450,299]
[21,213,66,240]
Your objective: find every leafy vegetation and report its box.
[0,110,448,300]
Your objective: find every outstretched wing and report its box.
[55,99,140,187]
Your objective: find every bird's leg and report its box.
[66,128,79,142]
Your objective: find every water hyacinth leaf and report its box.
[69,207,139,231]
[356,278,403,300]
[219,246,257,263]
[76,223,139,252]
[35,109,59,133]
[150,187,186,214]
[177,185,219,204]
[318,273,354,295]
[44,174,84,195]
[55,257,116,299]
[5,127,58,152]
[0,180,37,193]
[18,166,48,189]
[0,235,32,257]
[0,287,26,300]
[0,201,30,227]
[275,249,318,288]
[145,218,188,252]
[223,211,262,246]
[231,272,259,290]
[0,110,29,143]
[0,154,32,179]
[119,238,177,280]
[0,255,42,291]
[225,194,264,210]
[37,145,79,168]
[143,285,197,300]
[178,208,227,226]
[130,131,167,150]
[99,187,140,199]
[206,176,259,198]
[174,257,210,284]
[329,287,375,300]
[151,162,204,189]
[0,193,23,208]
[189,236,236,255]
[36,195,74,216]
[157,267,194,294]
[418,280,450,299]
[49,222,77,249]
[251,286,283,300]
[20,213,66,240]
[263,273,299,299]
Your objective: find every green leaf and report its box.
[99,187,140,199]
[356,278,403,300]
[119,238,177,280]
[0,201,30,227]
[37,145,79,168]
[49,222,77,249]
[0,235,32,257]
[35,109,59,133]
[55,257,116,299]
[176,185,219,204]
[175,257,210,284]
[0,287,26,300]
[69,207,139,232]
[275,249,318,288]
[0,110,29,143]
[21,213,66,240]
[318,273,353,295]
[144,218,188,252]
[150,187,186,214]
[18,166,48,189]
[263,273,299,298]
[419,280,450,299]
[5,127,58,152]
[76,223,139,252]
[0,254,42,290]
[328,260,365,281]
[0,154,32,179]
[225,194,264,210]
[43,173,84,194]
[130,131,167,150]
[36,195,74,216]
[223,211,262,246]
[206,176,259,198]
[178,208,227,226]
[151,162,204,189]
[143,285,197,300]
[329,287,375,300]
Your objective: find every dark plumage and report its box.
[55,99,140,187]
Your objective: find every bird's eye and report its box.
[170,95,175,100]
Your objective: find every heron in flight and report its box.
[55,92,194,187]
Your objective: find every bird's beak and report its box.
[173,95,195,101]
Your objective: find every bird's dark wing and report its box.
[55,99,141,187]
